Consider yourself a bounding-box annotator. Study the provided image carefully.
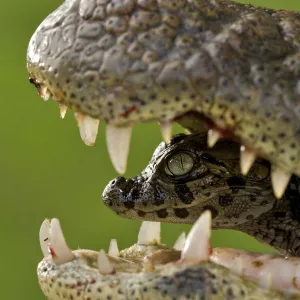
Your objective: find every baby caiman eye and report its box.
[165,152,194,176]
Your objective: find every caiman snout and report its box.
[103,177,136,210]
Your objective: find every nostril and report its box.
[110,177,125,187]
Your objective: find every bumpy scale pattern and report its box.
[27,0,300,175]
[38,250,287,299]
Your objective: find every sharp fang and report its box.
[39,219,50,257]
[106,125,132,174]
[79,116,100,146]
[138,221,161,245]
[240,145,256,175]
[74,112,84,126]
[40,86,50,101]
[59,104,68,119]
[173,232,186,251]
[271,168,291,199]
[108,239,119,257]
[159,121,173,143]
[207,129,221,148]
[49,219,75,265]
[181,210,211,262]
[97,249,114,274]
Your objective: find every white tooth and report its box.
[138,221,161,245]
[59,104,68,119]
[40,86,50,101]
[106,125,132,174]
[97,249,114,274]
[159,121,173,143]
[207,129,221,148]
[173,232,186,251]
[74,112,84,126]
[259,272,272,290]
[271,168,291,199]
[39,219,51,257]
[79,116,100,146]
[49,219,75,265]
[108,239,119,257]
[240,145,257,175]
[181,210,212,262]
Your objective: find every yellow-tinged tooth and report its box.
[173,232,186,251]
[240,145,257,175]
[59,104,68,119]
[79,116,100,146]
[207,129,221,148]
[106,125,132,174]
[108,239,119,257]
[159,121,173,143]
[271,168,291,199]
[74,112,84,126]
[97,249,114,274]
[138,221,161,245]
[181,210,211,262]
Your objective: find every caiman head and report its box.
[27,0,300,197]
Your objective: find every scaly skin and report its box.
[103,133,300,256]
[27,0,300,176]
[38,237,289,299]
[27,1,300,299]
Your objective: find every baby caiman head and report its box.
[103,133,276,225]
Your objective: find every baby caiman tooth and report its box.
[49,219,75,265]
[271,167,292,199]
[97,249,114,274]
[39,219,51,257]
[106,125,132,174]
[59,104,68,119]
[173,232,186,251]
[207,129,221,148]
[181,210,211,262]
[240,145,257,175]
[158,121,173,143]
[108,239,119,257]
[138,221,161,245]
[79,116,100,146]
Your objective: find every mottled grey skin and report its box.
[38,242,290,299]
[27,0,300,176]
[103,133,300,256]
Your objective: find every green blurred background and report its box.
[2,0,300,299]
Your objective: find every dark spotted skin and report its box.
[27,0,300,176]
[103,133,300,256]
